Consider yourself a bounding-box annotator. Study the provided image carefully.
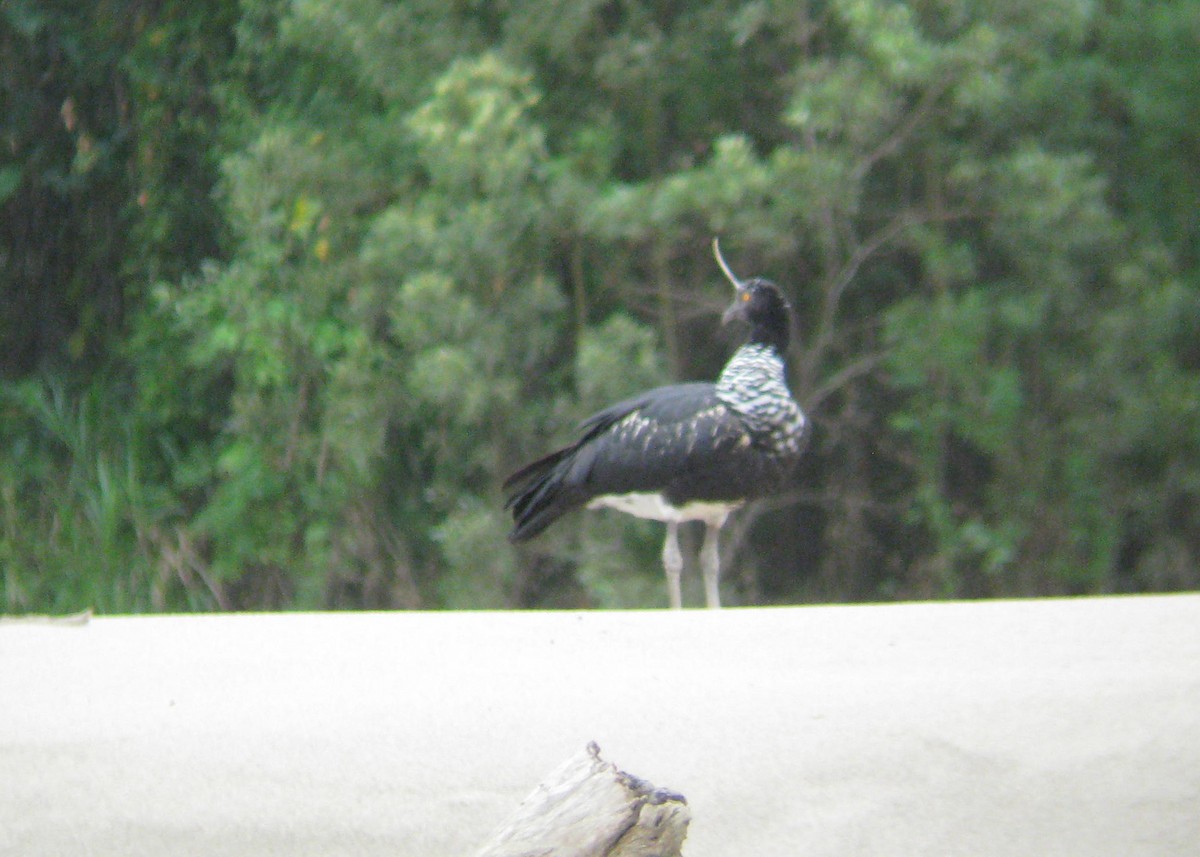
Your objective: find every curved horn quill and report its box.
[712,237,743,291]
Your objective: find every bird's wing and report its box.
[505,384,714,495]
[566,383,768,503]
[502,381,797,540]
[574,384,707,439]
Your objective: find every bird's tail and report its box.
[502,446,586,542]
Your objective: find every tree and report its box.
[0,0,236,612]
[3,0,1197,612]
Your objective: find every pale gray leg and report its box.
[662,521,683,609]
[701,522,722,609]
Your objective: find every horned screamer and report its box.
[504,240,807,608]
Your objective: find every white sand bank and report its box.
[2,595,1198,856]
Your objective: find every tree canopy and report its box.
[2,0,1198,611]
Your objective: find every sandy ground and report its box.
[1,595,1198,856]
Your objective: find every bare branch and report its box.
[806,352,883,410]
[853,72,956,183]
[798,202,978,394]
[800,211,915,390]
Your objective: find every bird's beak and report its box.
[722,292,749,326]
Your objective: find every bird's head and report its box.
[713,239,792,354]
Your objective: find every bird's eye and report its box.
[741,292,751,302]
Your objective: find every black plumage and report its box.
[504,242,808,608]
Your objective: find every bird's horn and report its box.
[712,237,743,291]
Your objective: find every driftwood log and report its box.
[475,742,690,857]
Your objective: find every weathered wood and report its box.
[474,742,690,857]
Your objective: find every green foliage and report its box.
[576,313,669,410]
[2,0,1198,611]
[0,0,234,374]
[0,377,219,612]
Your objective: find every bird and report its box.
[503,239,808,608]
